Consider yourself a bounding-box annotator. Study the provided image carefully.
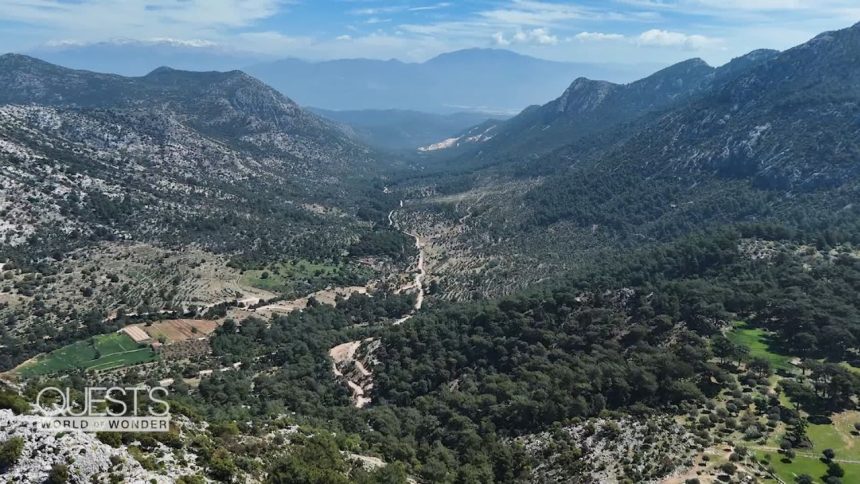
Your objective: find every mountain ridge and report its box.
[421,48,782,161]
[0,53,369,163]
[245,49,657,113]
[0,53,387,264]
[401,22,860,299]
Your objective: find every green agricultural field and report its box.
[808,413,860,461]
[756,450,860,483]
[240,259,371,296]
[15,333,157,377]
[728,322,793,371]
[753,411,860,483]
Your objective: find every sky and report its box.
[1,0,859,65]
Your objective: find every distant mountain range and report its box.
[413,21,860,252]
[27,42,658,114]
[421,49,781,158]
[27,40,268,76]
[247,49,657,114]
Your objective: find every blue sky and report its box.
[2,0,859,65]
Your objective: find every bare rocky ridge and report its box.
[420,49,779,160]
[0,55,385,264]
[0,409,201,482]
[517,417,698,483]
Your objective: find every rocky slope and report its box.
[0,54,371,171]
[0,55,386,259]
[0,409,202,483]
[422,49,780,161]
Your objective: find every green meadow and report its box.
[728,321,793,370]
[15,332,157,377]
[240,258,371,296]
[726,322,860,483]
[755,417,860,483]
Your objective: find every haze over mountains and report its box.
[28,40,267,77]
[28,41,657,114]
[309,108,509,151]
[247,48,656,114]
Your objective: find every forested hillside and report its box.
[396,22,860,299]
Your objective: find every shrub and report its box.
[47,463,70,483]
[827,462,845,478]
[0,437,25,471]
[97,432,122,448]
[0,390,29,415]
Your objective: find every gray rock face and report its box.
[0,55,380,259]
[517,416,698,483]
[0,409,200,483]
[0,54,371,167]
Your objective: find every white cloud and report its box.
[573,32,626,42]
[146,38,220,48]
[567,30,720,50]
[637,29,721,49]
[494,28,559,46]
[492,32,511,46]
[409,3,452,12]
[480,0,586,26]
[336,35,353,41]
[352,3,451,16]
[1,0,285,44]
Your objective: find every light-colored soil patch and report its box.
[137,319,219,343]
[330,339,376,408]
[0,292,26,308]
[347,453,386,471]
[255,286,367,317]
[330,341,362,377]
[392,230,426,325]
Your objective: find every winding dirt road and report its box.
[394,231,425,325]
[331,200,429,407]
[329,340,373,408]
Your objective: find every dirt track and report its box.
[394,232,425,325]
[331,200,429,408]
[329,340,373,408]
